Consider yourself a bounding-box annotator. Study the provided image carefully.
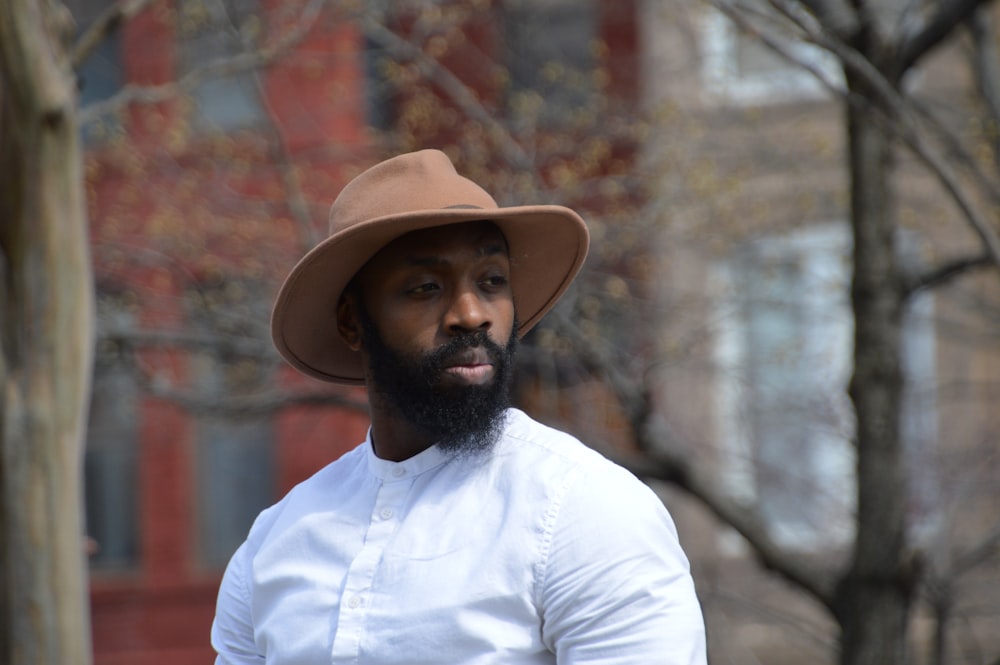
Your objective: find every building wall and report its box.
[81,1,641,662]
[82,2,373,661]
[639,1,1000,662]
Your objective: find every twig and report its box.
[361,18,536,175]
[78,0,329,125]
[712,0,1000,277]
[71,0,159,68]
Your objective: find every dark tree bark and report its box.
[837,72,914,665]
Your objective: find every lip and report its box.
[442,349,495,385]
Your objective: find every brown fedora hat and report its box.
[271,149,590,384]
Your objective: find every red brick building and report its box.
[76,1,638,661]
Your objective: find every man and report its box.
[211,149,707,663]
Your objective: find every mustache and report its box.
[426,330,506,369]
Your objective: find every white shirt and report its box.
[212,409,706,664]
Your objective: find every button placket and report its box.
[330,475,410,662]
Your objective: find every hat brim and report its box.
[271,204,589,384]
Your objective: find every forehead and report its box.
[364,220,509,274]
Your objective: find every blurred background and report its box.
[48,0,1000,662]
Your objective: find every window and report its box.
[178,0,267,133]
[85,294,139,570]
[366,0,600,132]
[699,1,839,106]
[363,33,399,132]
[195,406,274,568]
[503,0,599,124]
[700,0,918,106]
[713,225,937,550]
[188,279,275,568]
[65,0,124,142]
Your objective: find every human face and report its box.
[356,304,518,454]
[353,220,516,388]
[343,221,518,453]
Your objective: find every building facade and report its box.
[77,1,639,662]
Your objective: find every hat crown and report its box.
[273,149,588,384]
[329,149,499,234]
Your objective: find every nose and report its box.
[444,286,492,335]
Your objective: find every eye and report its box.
[407,281,440,296]
[480,274,509,290]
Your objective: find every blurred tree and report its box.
[618,2,1000,665]
[0,0,95,662]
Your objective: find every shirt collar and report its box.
[364,431,455,482]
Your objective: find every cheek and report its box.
[495,301,516,339]
[370,305,441,352]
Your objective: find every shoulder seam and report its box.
[532,464,581,611]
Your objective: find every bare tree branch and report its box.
[236,12,326,253]
[814,45,1000,279]
[905,252,994,295]
[78,0,329,125]
[100,325,371,419]
[920,517,1000,665]
[99,326,271,357]
[968,6,1000,173]
[949,519,1000,578]
[707,587,838,654]
[546,306,839,611]
[147,385,368,417]
[791,0,858,38]
[897,0,991,74]
[609,429,839,611]
[713,0,1000,277]
[361,18,536,175]
[270,135,323,251]
[546,307,648,428]
[907,95,1000,209]
[70,0,158,68]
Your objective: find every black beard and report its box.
[359,312,518,456]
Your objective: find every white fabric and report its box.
[212,409,706,664]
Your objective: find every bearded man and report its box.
[211,149,707,664]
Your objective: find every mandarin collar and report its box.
[364,431,455,482]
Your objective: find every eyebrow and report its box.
[478,243,507,258]
[404,243,508,267]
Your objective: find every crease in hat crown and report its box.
[271,148,589,385]
[329,149,499,232]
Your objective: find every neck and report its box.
[367,394,437,462]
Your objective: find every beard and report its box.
[358,310,519,456]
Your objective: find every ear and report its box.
[336,293,363,352]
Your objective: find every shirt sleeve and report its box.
[537,464,707,664]
[211,542,265,664]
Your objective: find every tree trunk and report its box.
[0,0,95,662]
[837,69,915,665]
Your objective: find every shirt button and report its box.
[391,467,406,478]
[380,507,394,520]
[347,596,362,609]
